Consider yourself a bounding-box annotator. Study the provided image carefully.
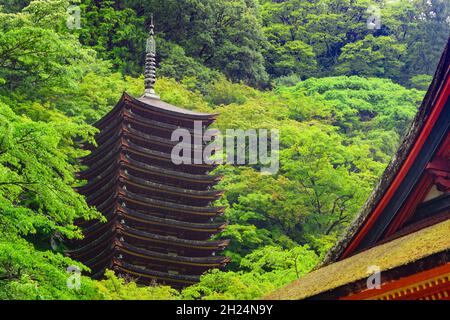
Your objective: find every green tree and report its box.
[78,0,146,75]
[336,35,406,80]
[182,245,318,300]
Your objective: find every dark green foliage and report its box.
[79,0,268,86]
[261,0,449,84]
[78,0,147,75]
[75,0,449,87]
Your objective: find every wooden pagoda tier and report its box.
[69,93,230,288]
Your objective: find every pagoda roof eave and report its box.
[76,169,118,195]
[82,138,217,173]
[123,140,216,170]
[80,131,122,164]
[80,217,116,238]
[68,228,115,257]
[121,172,223,199]
[117,206,227,232]
[118,189,225,215]
[118,242,230,266]
[119,225,230,250]
[81,120,213,166]
[114,260,201,285]
[78,156,222,185]
[132,93,219,120]
[78,169,223,202]
[124,110,219,136]
[76,204,227,239]
[81,125,217,171]
[121,155,222,183]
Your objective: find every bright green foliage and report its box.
[0,0,438,300]
[0,0,115,123]
[182,246,319,300]
[0,1,182,300]
[0,239,99,300]
[0,239,180,300]
[208,76,423,270]
[0,101,100,299]
[260,0,449,84]
[0,103,100,240]
[240,245,319,277]
[336,35,406,79]
[284,76,423,138]
[205,76,259,106]
[94,270,180,300]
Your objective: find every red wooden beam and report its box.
[342,263,450,300]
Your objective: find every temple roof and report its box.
[73,207,227,243]
[91,109,214,145]
[264,219,450,300]
[123,109,219,135]
[83,125,212,165]
[120,172,223,199]
[321,37,450,265]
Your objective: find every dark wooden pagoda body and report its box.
[70,93,230,288]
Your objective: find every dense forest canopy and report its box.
[0,0,448,299]
[75,0,450,88]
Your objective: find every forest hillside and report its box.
[0,0,448,299]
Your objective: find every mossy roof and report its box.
[264,219,450,300]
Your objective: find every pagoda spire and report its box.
[143,14,159,99]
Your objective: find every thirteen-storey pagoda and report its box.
[69,19,230,288]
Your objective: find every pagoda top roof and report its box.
[135,93,218,119]
[94,92,218,132]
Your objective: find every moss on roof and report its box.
[264,219,450,300]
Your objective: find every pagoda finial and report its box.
[143,14,160,99]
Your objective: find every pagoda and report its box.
[69,18,230,288]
